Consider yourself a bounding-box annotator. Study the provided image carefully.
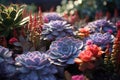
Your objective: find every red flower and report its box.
[116,21,120,29]
[85,44,103,57]
[78,50,93,62]
[9,37,18,45]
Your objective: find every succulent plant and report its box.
[15,51,57,80]
[0,46,13,62]
[0,4,29,37]
[43,12,64,23]
[89,32,114,49]
[85,19,117,34]
[41,20,75,41]
[0,46,16,78]
[47,37,83,66]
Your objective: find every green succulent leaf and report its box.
[8,6,14,14]
[14,14,22,26]
[14,8,23,21]
[10,10,17,19]
[0,4,6,11]
[19,4,27,10]
[2,17,14,27]
[0,12,8,19]
[19,16,29,26]
[10,4,19,10]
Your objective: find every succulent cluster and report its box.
[15,51,57,80]
[41,20,75,41]
[47,37,83,66]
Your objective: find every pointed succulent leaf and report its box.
[14,14,23,27]
[10,4,19,10]
[19,4,27,10]
[8,6,14,14]
[10,10,17,19]
[14,8,23,21]
[19,16,29,26]
[0,12,8,19]
[0,4,6,11]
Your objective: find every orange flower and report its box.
[78,50,94,62]
[78,27,90,38]
[85,44,103,57]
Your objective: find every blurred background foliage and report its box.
[0,0,120,20]
[0,0,120,11]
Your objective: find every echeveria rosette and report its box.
[94,19,108,28]
[0,46,16,78]
[41,20,75,41]
[89,32,114,49]
[44,12,64,23]
[15,51,57,80]
[0,46,14,65]
[0,62,16,78]
[47,37,83,66]
[85,19,117,34]
[95,20,116,34]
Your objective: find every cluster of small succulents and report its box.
[41,20,75,41]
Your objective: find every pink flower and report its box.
[9,37,18,45]
[86,40,93,45]
[72,75,85,80]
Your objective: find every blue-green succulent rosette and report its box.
[47,37,83,66]
[43,12,64,23]
[88,32,114,51]
[41,20,75,41]
[0,46,16,78]
[15,51,57,80]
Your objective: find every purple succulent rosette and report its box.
[0,46,15,78]
[41,20,75,41]
[94,19,108,27]
[85,19,117,34]
[44,12,64,22]
[0,62,16,78]
[0,46,13,61]
[47,37,83,66]
[89,32,114,49]
[15,51,57,80]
